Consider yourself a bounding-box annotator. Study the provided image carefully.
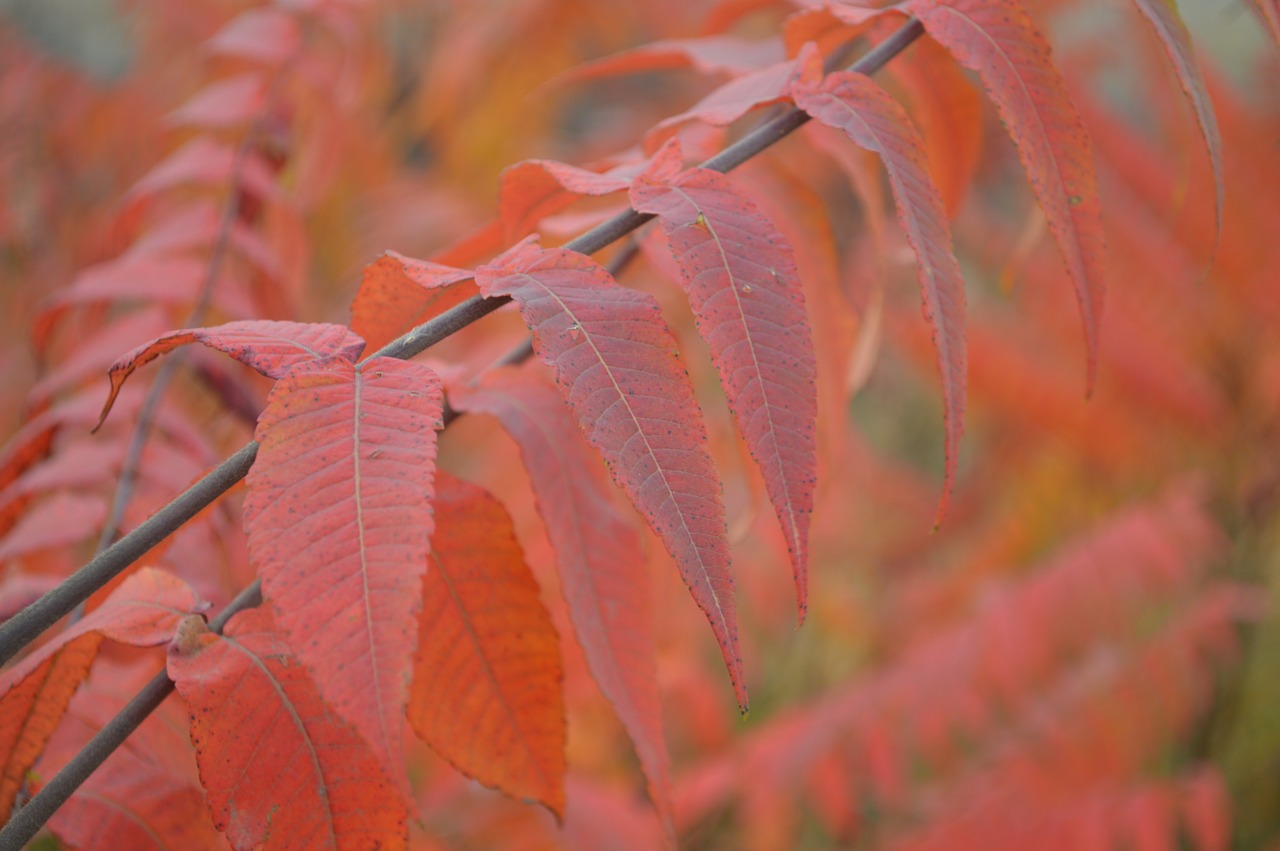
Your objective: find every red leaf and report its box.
[96,320,367,429]
[348,252,475,355]
[792,64,967,524]
[244,355,443,795]
[167,608,408,850]
[38,660,225,851]
[875,18,984,217]
[630,140,818,617]
[166,73,267,129]
[1126,0,1224,256]
[0,569,199,819]
[451,370,673,835]
[909,0,1106,389]
[409,472,566,818]
[206,9,300,65]
[126,138,279,205]
[474,239,745,710]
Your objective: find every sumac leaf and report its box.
[475,238,745,710]
[244,355,443,795]
[792,65,966,523]
[630,140,818,616]
[452,371,673,834]
[0,569,199,819]
[409,472,566,818]
[168,609,408,850]
[97,320,367,429]
[909,0,1106,389]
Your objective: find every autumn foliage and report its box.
[1,0,1278,848]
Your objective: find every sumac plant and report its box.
[1,0,1277,849]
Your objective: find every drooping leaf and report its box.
[908,0,1106,389]
[630,140,818,617]
[29,308,171,412]
[474,238,745,710]
[96,320,367,429]
[409,472,566,818]
[167,609,407,850]
[243,355,443,795]
[792,64,967,524]
[874,18,984,217]
[451,370,673,835]
[1126,0,1224,257]
[348,252,475,354]
[165,73,266,129]
[0,569,199,820]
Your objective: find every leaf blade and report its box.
[452,371,673,835]
[792,67,967,524]
[475,240,745,710]
[409,472,566,818]
[910,0,1105,389]
[630,144,818,616]
[168,609,408,851]
[243,355,443,796]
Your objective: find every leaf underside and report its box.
[792,67,967,525]
[910,0,1106,390]
[474,239,746,711]
[452,370,673,834]
[630,145,818,616]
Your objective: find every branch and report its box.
[0,17,924,667]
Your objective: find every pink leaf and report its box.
[630,140,818,616]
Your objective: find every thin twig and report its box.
[0,16,924,669]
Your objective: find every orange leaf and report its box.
[451,371,672,835]
[792,65,966,525]
[475,238,745,711]
[499,158,638,242]
[348,252,475,354]
[409,472,566,818]
[167,608,408,850]
[0,569,199,820]
[96,320,367,429]
[909,0,1106,390]
[631,139,818,616]
[244,355,443,796]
